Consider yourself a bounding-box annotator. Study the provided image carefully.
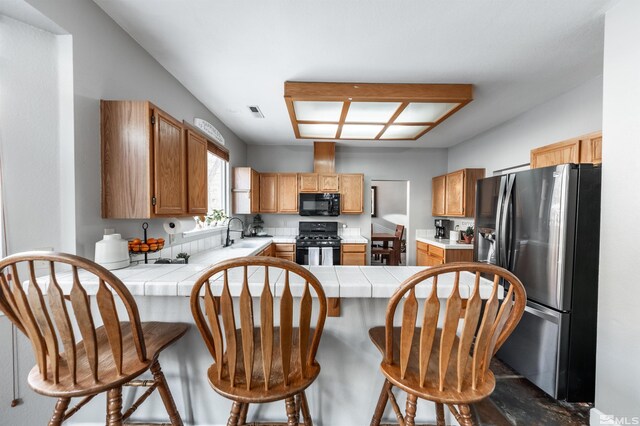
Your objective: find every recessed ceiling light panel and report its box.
[284,82,472,141]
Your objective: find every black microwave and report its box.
[299,193,340,216]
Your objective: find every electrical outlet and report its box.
[34,247,54,269]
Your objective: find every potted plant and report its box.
[463,226,474,244]
[205,209,227,227]
[176,252,190,264]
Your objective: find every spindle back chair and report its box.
[190,256,328,426]
[0,251,188,425]
[369,262,526,426]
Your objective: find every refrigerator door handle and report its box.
[503,174,516,268]
[500,175,515,268]
[524,303,562,324]
[495,176,507,267]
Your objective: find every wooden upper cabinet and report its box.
[530,131,602,169]
[232,167,260,214]
[340,173,364,214]
[259,173,278,213]
[431,168,485,218]
[299,173,319,192]
[319,174,340,192]
[432,174,446,216]
[101,100,189,218]
[445,170,465,216]
[186,129,208,215]
[278,173,299,213]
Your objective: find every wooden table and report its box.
[371,233,400,265]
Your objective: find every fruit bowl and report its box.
[128,237,165,254]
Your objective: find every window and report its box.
[207,150,229,215]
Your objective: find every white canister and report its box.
[450,230,459,242]
[95,231,130,270]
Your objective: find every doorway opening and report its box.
[370,180,410,265]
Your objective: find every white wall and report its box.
[371,180,408,234]
[592,0,640,423]
[447,75,603,174]
[248,145,448,265]
[24,0,248,260]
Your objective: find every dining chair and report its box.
[0,251,188,425]
[190,256,328,426]
[372,224,405,265]
[369,262,526,426]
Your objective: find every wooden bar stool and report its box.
[0,251,188,425]
[369,262,526,426]
[190,256,328,426]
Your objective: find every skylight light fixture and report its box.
[284,82,473,141]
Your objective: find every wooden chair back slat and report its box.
[27,261,60,383]
[418,277,440,387]
[46,263,77,384]
[239,266,255,390]
[96,278,123,375]
[456,273,483,391]
[471,275,500,389]
[399,288,418,379]
[70,266,99,382]
[220,270,237,387]
[298,281,312,378]
[383,263,526,394]
[204,282,224,380]
[10,264,49,376]
[260,268,274,391]
[438,272,462,391]
[280,271,293,387]
[190,257,327,394]
[0,252,149,388]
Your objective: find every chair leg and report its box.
[150,359,183,425]
[238,403,249,425]
[227,401,243,426]
[370,379,392,426]
[459,404,474,426]
[106,387,123,425]
[48,397,71,426]
[405,394,418,426]
[299,391,313,426]
[435,402,445,426]
[285,396,299,426]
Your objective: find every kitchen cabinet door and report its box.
[432,174,446,216]
[186,129,208,214]
[232,167,260,214]
[251,169,260,212]
[531,139,580,169]
[445,170,465,216]
[153,109,187,215]
[299,173,319,192]
[340,174,364,214]
[278,173,299,213]
[259,173,278,213]
[319,174,340,192]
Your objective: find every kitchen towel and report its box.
[308,247,320,266]
[163,217,196,235]
[321,247,333,265]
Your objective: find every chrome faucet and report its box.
[225,217,245,247]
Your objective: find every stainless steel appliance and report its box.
[299,193,340,216]
[295,221,341,265]
[474,163,601,402]
[434,219,451,239]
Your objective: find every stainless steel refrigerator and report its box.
[474,163,601,402]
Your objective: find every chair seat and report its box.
[369,326,495,404]
[28,321,189,398]
[208,327,320,403]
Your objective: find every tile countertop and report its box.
[416,236,474,250]
[33,237,499,300]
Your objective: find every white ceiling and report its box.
[92,0,616,148]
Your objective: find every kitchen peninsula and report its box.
[45,238,499,425]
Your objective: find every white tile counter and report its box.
[416,236,474,250]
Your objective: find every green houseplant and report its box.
[205,209,227,226]
[176,252,190,264]
[463,226,474,243]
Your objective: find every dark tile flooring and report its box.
[472,359,592,426]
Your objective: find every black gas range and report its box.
[295,222,341,265]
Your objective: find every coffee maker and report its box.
[434,219,451,239]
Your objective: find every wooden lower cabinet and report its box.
[274,243,296,262]
[341,243,366,265]
[416,241,472,266]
